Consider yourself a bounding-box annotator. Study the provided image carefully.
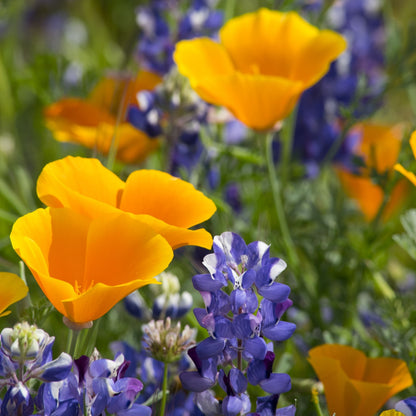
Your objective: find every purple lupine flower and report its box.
[136,0,223,75]
[37,351,150,416]
[124,272,193,321]
[0,322,72,416]
[396,397,416,416]
[133,0,223,177]
[292,0,386,176]
[181,232,295,412]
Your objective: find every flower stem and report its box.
[279,105,297,189]
[159,362,169,416]
[265,132,299,270]
[311,386,325,416]
[67,329,81,357]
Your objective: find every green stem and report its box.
[106,81,129,171]
[311,386,325,416]
[280,107,297,189]
[85,319,101,357]
[159,362,169,416]
[265,132,299,270]
[66,329,81,356]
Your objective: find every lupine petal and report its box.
[192,274,225,292]
[32,352,73,382]
[196,337,226,359]
[179,371,216,392]
[260,373,291,394]
[244,337,267,360]
[229,368,248,394]
[262,321,296,342]
[222,395,243,416]
[258,282,291,303]
[396,397,416,416]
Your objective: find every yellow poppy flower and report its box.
[308,344,413,416]
[36,156,216,250]
[380,411,405,416]
[173,8,346,130]
[10,208,173,324]
[0,272,28,317]
[395,130,416,186]
[337,122,408,221]
[44,71,161,163]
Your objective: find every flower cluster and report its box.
[0,323,72,415]
[136,0,223,75]
[293,0,386,175]
[180,232,296,415]
[36,350,150,416]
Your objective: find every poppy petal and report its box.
[134,214,213,249]
[193,73,303,131]
[120,170,216,229]
[292,29,347,87]
[173,38,235,84]
[37,156,124,218]
[0,273,28,317]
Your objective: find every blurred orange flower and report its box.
[174,8,346,130]
[308,344,413,416]
[44,71,161,163]
[10,208,173,324]
[0,272,28,317]
[395,130,416,186]
[337,122,408,221]
[37,156,216,250]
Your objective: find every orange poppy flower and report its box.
[395,130,416,186]
[308,344,413,416]
[173,8,346,130]
[337,122,408,221]
[36,156,216,250]
[10,208,173,324]
[44,71,161,163]
[0,272,28,317]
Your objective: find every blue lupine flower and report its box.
[132,0,223,177]
[181,232,295,413]
[396,397,416,416]
[293,0,385,175]
[37,352,150,416]
[136,0,223,75]
[0,323,72,416]
[124,272,193,321]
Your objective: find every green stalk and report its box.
[264,132,299,270]
[279,107,297,189]
[66,329,81,356]
[159,362,169,416]
[106,81,129,171]
[311,387,325,416]
[85,319,101,357]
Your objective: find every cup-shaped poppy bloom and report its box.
[10,207,174,324]
[308,344,413,416]
[0,272,28,317]
[395,130,416,186]
[337,122,408,221]
[36,156,216,250]
[173,8,346,130]
[44,71,161,163]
